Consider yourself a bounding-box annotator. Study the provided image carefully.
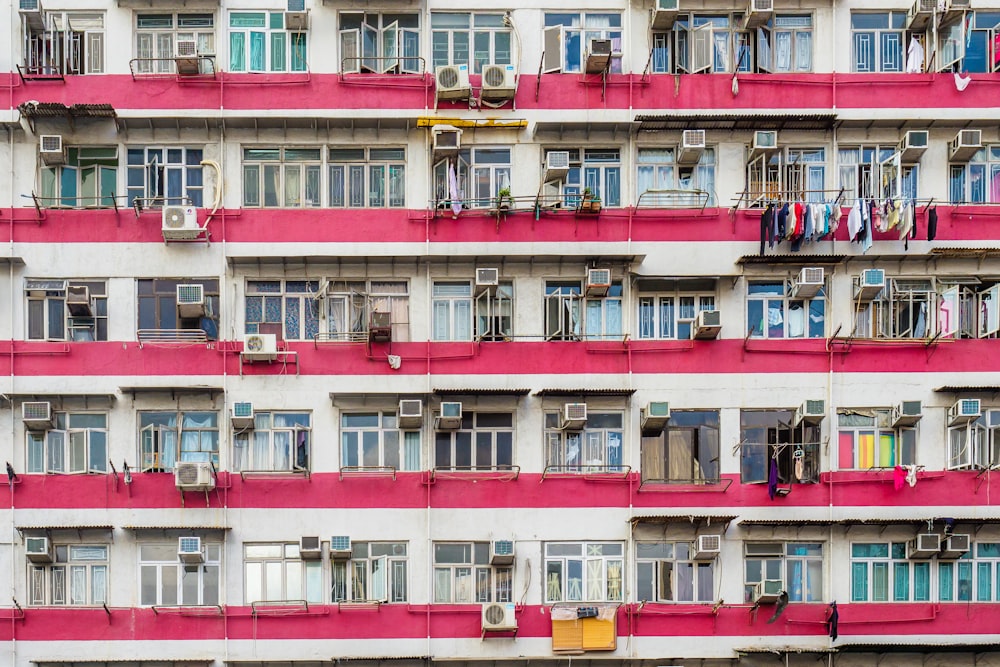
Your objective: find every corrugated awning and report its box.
[119,385,224,398]
[935,385,1000,393]
[433,388,531,396]
[636,112,837,132]
[836,642,998,652]
[735,646,837,654]
[738,254,847,265]
[16,524,113,532]
[740,519,836,526]
[18,102,117,119]
[124,525,230,531]
[534,388,635,397]
[2,393,116,405]
[630,514,736,528]
[33,661,212,665]
[930,247,1000,258]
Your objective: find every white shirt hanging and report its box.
[905,36,924,73]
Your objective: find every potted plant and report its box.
[496,187,512,211]
[579,187,601,214]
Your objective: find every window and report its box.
[636,542,714,603]
[839,146,917,206]
[431,13,510,73]
[637,278,715,340]
[544,542,623,603]
[245,280,320,342]
[40,147,117,208]
[26,412,107,475]
[544,280,623,341]
[234,412,311,472]
[543,13,622,74]
[940,543,1000,602]
[243,148,321,208]
[740,410,820,485]
[323,280,410,342]
[22,12,104,75]
[544,411,623,472]
[139,411,220,473]
[851,542,930,602]
[757,15,813,73]
[851,12,906,73]
[962,12,1000,73]
[432,281,473,341]
[938,280,1000,340]
[434,412,513,471]
[543,149,621,208]
[329,148,405,208]
[339,12,419,74]
[853,278,934,340]
[746,147,826,205]
[433,147,511,209]
[745,543,822,602]
[476,282,513,341]
[126,147,204,208]
[26,279,107,342]
[140,542,220,606]
[950,146,1000,204]
[135,13,215,74]
[332,542,408,603]
[433,542,512,603]
[29,545,107,606]
[948,409,1000,471]
[636,147,716,207]
[641,411,719,483]
[341,412,420,471]
[229,11,306,72]
[244,543,323,603]
[137,279,219,340]
[837,410,916,470]
[747,279,826,339]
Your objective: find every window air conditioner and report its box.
[950,129,982,162]
[854,269,885,301]
[490,540,515,565]
[66,285,93,317]
[398,399,424,428]
[330,535,352,560]
[752,579,783,604]
[431,125,462,156]
[174,39,200,75]
[584,38,613,74]
[651,0,679,29]
[242,333,278,361]
[175,40,198,57]
[940,534,971,559]
[544,151,571,182]
[560,403,588,430]
[25,536,53,563]
[22,401,53,430]
[693,534,721,560]
[791,267,824,299]
[178,536,204,563]
[640,401,671,435]
[480,63,517,102]
[677,129,706,165]
[743,0,774,29]
[161,206,201,240]
[476,267,500,289]
[907,0,937,31]
[284,11,308,31]
[435,65,471,101]
[898,130,929,164]
[437,402,463,430]
[586,268,612,296]
[300,536,322,560]
[176,284,206,319]
[749,131,778,159]
[693,309,722,340]
[369,311,392,342]
[482,602,517,632]
[892,400,923,427]
[794,399,825,426]
[231,402,255,430]
[949,398,981,426]
[18,0,42,14]
[946,0,971,10]
[907,533,941,559]
[175,461,215,492]
[39,135,66,165]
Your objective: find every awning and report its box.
[630,514,736,528]
[739,519,837,526]
[835,642,998,653]
[930,247,1000,258]
[935,386,1000,394]
[124,525,230,532]
[636,112,837,132]
[534,388,635,397]
[17,102,118,133]
[119,385,224,399]
[16,525,114,537]
[738,254,847,266]
[433,388,531,396]
[735,646,837,655]
[1,393,116,407]
[33,661,212,666]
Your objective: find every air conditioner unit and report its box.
[940,534,971,559]
[907,0,937,30]
[161,206,201,240]
[898,130,929,164]
[18,0,42,14]
[25,536,52,563]
[66,285,93,317]
[330,535,352,560]
[584,38,613,74]
[284,11,308,31]
[749,131,778,159]
[432,125,462,160]
[694,309,722,340]
[22,401,53,430]
[640,401,671,435]
[242,333,278,361]
[950,129,982,162]
[435,65,471,101]
[946,0,971,10]
[854,269,885,301]
[175,461,216,492]
[481,63,517,102]
[677,129,706,165]
[794,399,825,426]
[560,403,588,430]
[651,0,679,29]
[949,398,981,426]
[586,268,612,296]
[398,399,423,428]
[907,533,941,559]
[892,400,923,427]
[175,40,198,57]
[743,0,774,29]
[178,536,204,563]
[752,579,783,604]
[231,402,255,430]
[476,267,500,290]
[369,311,392,342]
[482,601,517,632]
[693,534,721,560]
[437,402,463,430]
[300,536,322,560]
[544,151,571,182]
[176,284,206,318]
[791,267,824,299]
[174,39,200,75]
[39,135,66,165]
[490,540,515,565]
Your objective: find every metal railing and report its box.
[137,329,209,344]
[637,188,713,211]
[340,56,426,78]
[128,56,217,79]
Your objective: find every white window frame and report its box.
[838,145,917,206]
[432,281,473,341]
[332,541,408,603]
[245,279,321,342]
[139,410,220,473]
[36,12,105,75]
[939,543,1000,602]
[26,412,108,475]
[233,412,311,472]
[433,411,514,471]
[744,542,823,603]
[25,279,108,342]
[950,146,1000,205]
[328,147,406,208]
[431,12,510,74]
[853,278,934,340]
[635,541,715,603]
[543,411,624,472]
[948,409,1000,471]
[747,278,826,339]
[850,11,906,73]
[126,146,205,208]
[757,14,814,73]
[837,409,916,471]
[637,280,716,340]
[244,543,324,604]
[29,544,108,606]
[134,13,215,74]
[433,542,513,603]
[340,411,420,471]
[434,147,512,210]
[475,281,513,341]
[139,542,221,606]
[39,146,118,209]
[543,148,621,208]
[740,409,821,485]
[229,11,307,73]
[850,542,930,602]
[242,147,322,208]
[323,279,410,342]
[542,13,622,74]
[544,541,624,603]
[636,146,717,207]
[339,11,420,74]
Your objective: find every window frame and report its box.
[544,541,624,603]
[242,147,322,208]
[543,410,624,472]
[338,11,420,74]
[29,544,108,606]
[233,411,312,473]
[635,541,715,603]
[139,542,221,606]
[328,147,406,208]
[25,279,108,342]
[739,409,821,485]
[39,146,118,209]
[542,12,622,74]
[636,278,716,341]
[836,409,916,470]
[245,279,320,342]
[850,11,907,73]
[746,278,826,339]
[433,411,515,471]
[126,146,205,208]
[433,147,512,210]
[332,541,409,603]
[948,409,1000,471]
[340,411,420,471]
[433,541,512,604]
[137,278,220,340]
[744,541,824,603]
[542,148,621,208]
[431,12,511,74]
[322,279,410,343]
[950,145,1000,205]
[228,10,307,73]
[850,541,930,602]
[138,410,221,473]
[134,12,215,75]
[640,410,720,483]
[26,411,108,475]
[636,146,717,207]
[244,542,324,604]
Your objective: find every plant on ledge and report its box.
[579,187,601,214]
